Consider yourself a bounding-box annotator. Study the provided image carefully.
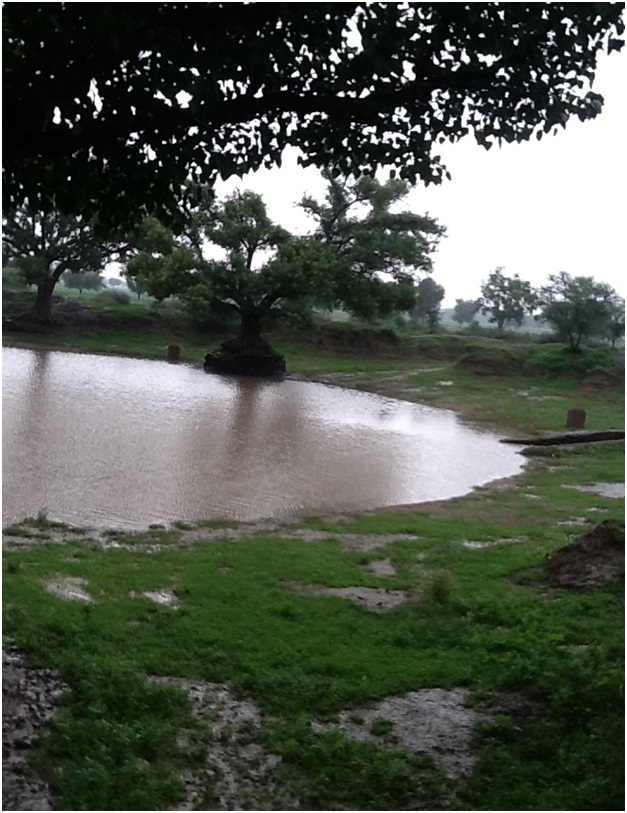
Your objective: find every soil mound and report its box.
[50,296,101,324]
[543,521,624,591]
[580,371,623,391]
[4,296,104,332]
[455,347,527,376]
[308,327,400,356]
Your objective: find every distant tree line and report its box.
[449,267,624,351]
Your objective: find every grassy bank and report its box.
[2,297,625,810]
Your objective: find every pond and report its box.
[2,348,524,529]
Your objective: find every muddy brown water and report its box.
[2,347,524,529]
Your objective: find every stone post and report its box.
[167,344,181,362]
[565,409,586,429]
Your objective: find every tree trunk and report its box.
[501,430,624,446]
[568,330,582,353]
[238,308,266,350]
[30,277,56,322]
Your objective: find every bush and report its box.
[529,345,623,378]
[94,289,131,306]
[2,266,29,290]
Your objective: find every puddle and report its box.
[44,576,92,602]
[556,517,589,526]
[526,396,565,401]
[565,483,625,499]
[313,688,485,778]
[461,537,529,550]
[277,530,421,552]
[141,590,180,608]
[515,390,564,402]
[284,582,408,612]
[364,558,397,577]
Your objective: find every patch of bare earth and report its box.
[313,688,485,778]
[1,638,544,811]
[137,590,181,608]
[283,581,409,612]
[544,521,625,591]
[275,528,421,551]
[145,678,548,807]
[150,678,293,811]
[2,639,65,811]
[44,575,93,602]
[364,557,397,576]
[461,536,529,550]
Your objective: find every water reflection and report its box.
[2,348,524,529]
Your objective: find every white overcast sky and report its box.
[215,49,625,308]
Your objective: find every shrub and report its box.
[2,266,28,290]
[94,289,131,306]
[529,345,623,378]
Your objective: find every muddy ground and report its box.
[2,636,542,811]
[3,516,623,810]
[2,639,65,811]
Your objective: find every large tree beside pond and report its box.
[127,177,444,353]
[477,268,537,335]
[537,272,619,352]
[3,4,623,229]
[126,191,341,352]
[1,204,118,322]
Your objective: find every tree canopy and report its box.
[61,269,104,293]
[411,277,446,332]
[477,267,537,333]
[126,191,340,348]
[3,3,623,227]
[300,173,445,320]
[452,298,479,325]
[127,176,444,348]
[537,272,619,351]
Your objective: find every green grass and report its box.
[260,721,449,810]
[406,366,624,432]
[32,664,201,811]
[4,329,213,362]
[2,316,624,810]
